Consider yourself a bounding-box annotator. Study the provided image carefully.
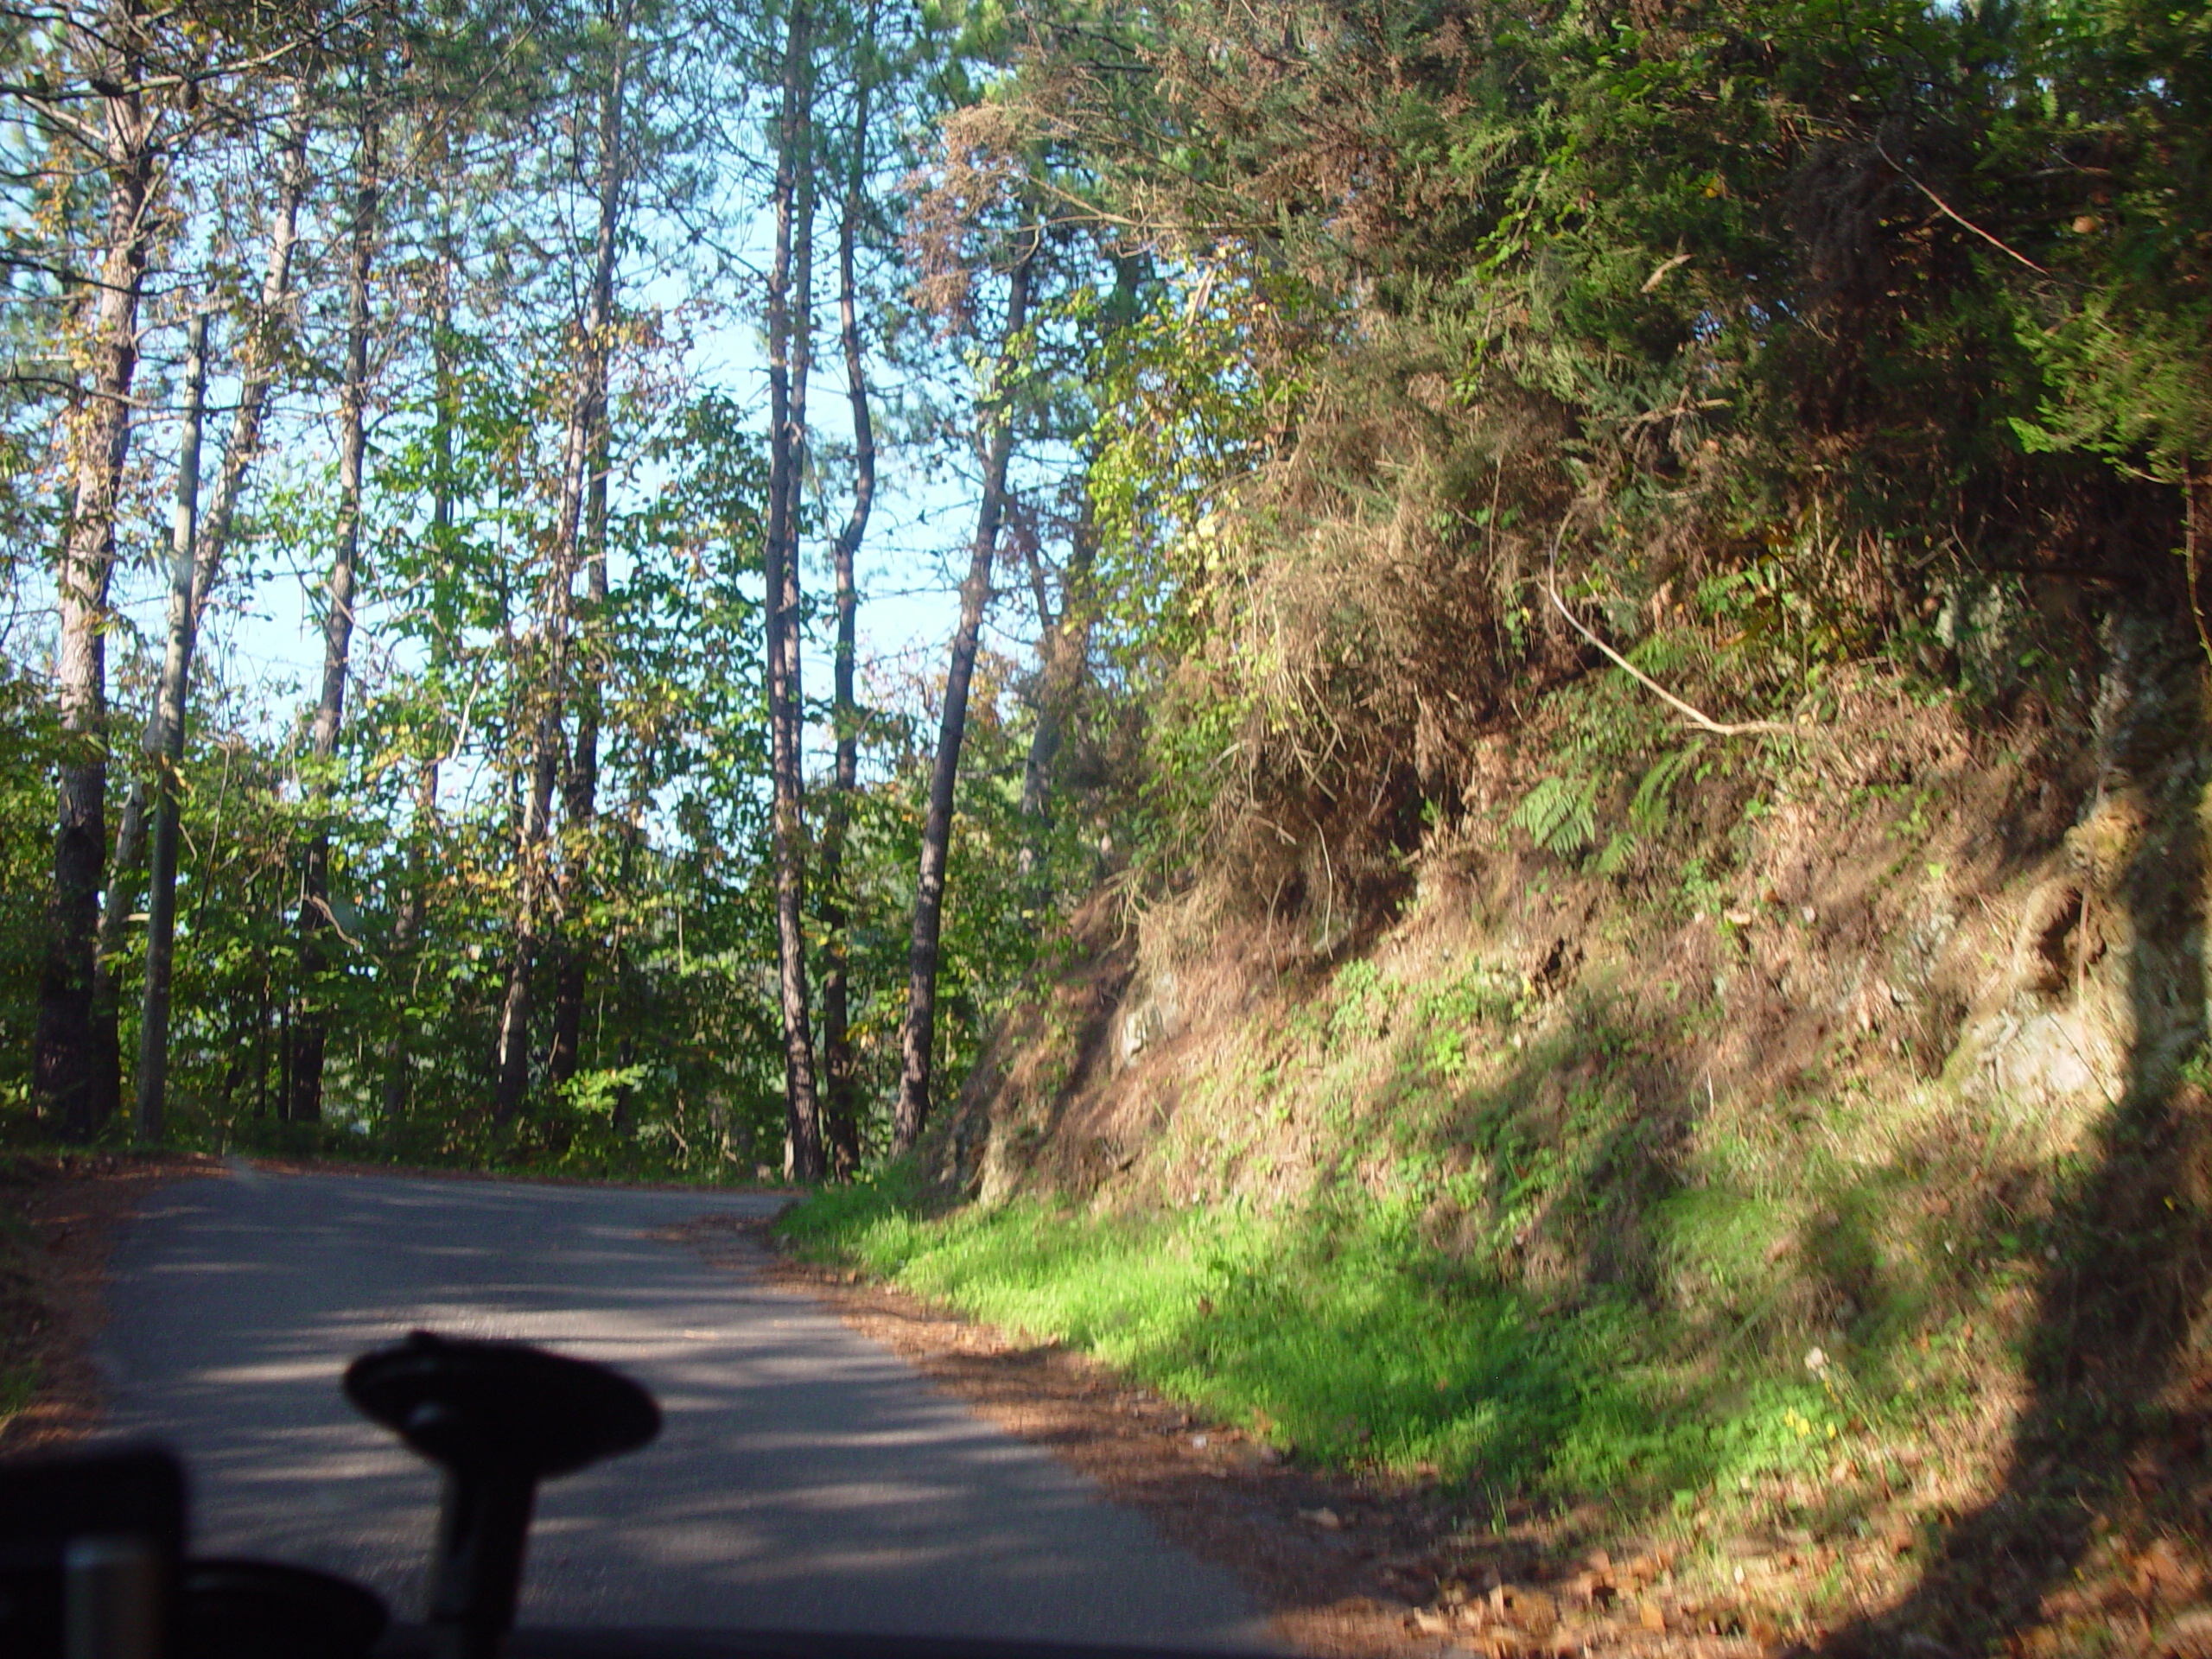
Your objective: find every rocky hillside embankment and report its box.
[921,594,2212,1657]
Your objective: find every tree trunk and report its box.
[384,255,457,1128]
[98,90,311,1000]
[495,27,627,1125]
[490,762,545,1123]
[133,312,207,1141]
[291,114,380,1126]
[819,27,877,1179]
[35,2,158,1141]
[1018,498,1097,882]
[765,0,825,1181]
[550,9,630,1090]
[382,757,435,1125]
[607,794,646,1135]
[549,436,609,1090]
[252,978,270,1121]
[188,105,313,631]
[1015,254,1132,869]
[892,237,1033,1154]
[108,97,311,1136]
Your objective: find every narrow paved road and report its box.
[99,1166,1268,1648]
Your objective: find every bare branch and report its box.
[1874,140,2050,276]
[1543,528,1800,741]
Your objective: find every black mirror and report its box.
[346,1332,660,1659]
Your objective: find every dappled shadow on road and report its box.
[1817,610,2212,1656]
[101,1173,1265,1649]
[713,1216,1489,1659]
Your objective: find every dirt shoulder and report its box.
[664,1214,1791,1659]
[0,1150,223,1456]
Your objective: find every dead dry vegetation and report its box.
[908,589,2212,1657]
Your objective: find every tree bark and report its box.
[385,240,459,1127]
[98,91,310,1001]
[291,113,380,1126]
[1015,254,1133,868]
[132,312,207,1141]
[765,0,825,1181]
[1018,498,1097,882]
[382,756,435,1124]
[495,22,628,1125]
[493,737,555,1124]
[35,0,159,1141]
[819,24,876,1179]
[892,236,1033,1155]
[188,102,312,630]
[550,6,631,1090]
[99,96,311,1135]
[608,793,646,1135]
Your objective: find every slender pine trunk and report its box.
[549,439,609,1088]
[493,741,554,1124]
[765,0,825,1180]
[892,237,1033,1154]
[820,25,876,1178]
[382,758,435,1125]
[495,32,627,1125]
[292,114,380,1125]
[35,2,157,1141]
[133,314,207,1141]
[550,11,630,1089]
[385,254,457,1127]
[99,90,310,1010]
[608,794,646,1135]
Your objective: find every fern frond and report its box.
[1514,774,1599,855]
[1629,741,1706,834]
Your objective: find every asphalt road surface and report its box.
[99,1166,1269,1649]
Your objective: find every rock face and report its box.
[1961,1004,2126,1114]
[1951,606,2209,1121]
[1111,966,1185,1074]
[933,591,2212,1254]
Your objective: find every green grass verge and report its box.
[778,1162,1863,1511]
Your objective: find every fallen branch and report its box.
[1543,530,1800,740]
[1874,141,2049,276]
[2186,461,2210,671]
